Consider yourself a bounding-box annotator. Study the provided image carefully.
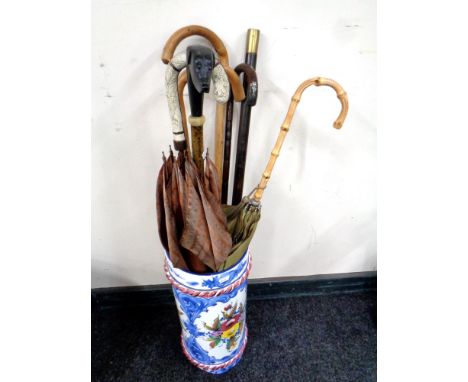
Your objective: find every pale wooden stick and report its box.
[252,77,349,203]
[177,69,191,157]
[214,104,226,190]
[188,115,206,172]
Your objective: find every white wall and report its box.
[92,0,376,288]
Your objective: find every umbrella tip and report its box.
[162,151,166,161]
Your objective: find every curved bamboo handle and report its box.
[252,77,349,203]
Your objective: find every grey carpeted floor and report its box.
[92,292,376,381]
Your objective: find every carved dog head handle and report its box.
[186,45,215,94]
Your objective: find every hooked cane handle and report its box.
[162,25,229,65]
[252,77,349,202]
[292,77,348,129]
[162,25,245,101]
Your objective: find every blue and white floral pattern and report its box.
[167,250,250,374]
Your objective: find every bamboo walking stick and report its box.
[252,77,349,203]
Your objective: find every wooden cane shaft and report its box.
[221,94,234,204]
[178,70,233,177]
[189,118,205,172]
[231,63,259,204]
[214,103,226,187]
[253,77,349,202]
[232,104,253,205]
[177,69,191,156]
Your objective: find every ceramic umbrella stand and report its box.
[157,24,349,376]
[164,248,252,374]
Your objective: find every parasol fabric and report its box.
[156,150,232,273]
[159,152,189,270]
[219,196,261,271]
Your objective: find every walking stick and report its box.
[165,52,229,161]
[253,77,349,202]
[232,29,260,204]
[177,69,190,157]
[221,64,258,204]
[186,45,215,172]
[162,25,245,178]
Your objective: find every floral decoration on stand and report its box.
[204,302,245,351]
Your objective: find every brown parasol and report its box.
[156,148,232,273]
[218,77,349,270]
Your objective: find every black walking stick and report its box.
[231,29,260,204]
[221,64,258,204]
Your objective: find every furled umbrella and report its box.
[218,77,349,270]
[156,148,232,273]
[156,149,189,270]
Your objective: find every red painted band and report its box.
[164,253,252,298]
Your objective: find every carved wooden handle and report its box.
[252,77,349,203]
[235,63,258,106]
[162,25,245,101]
[222,65,245,102]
